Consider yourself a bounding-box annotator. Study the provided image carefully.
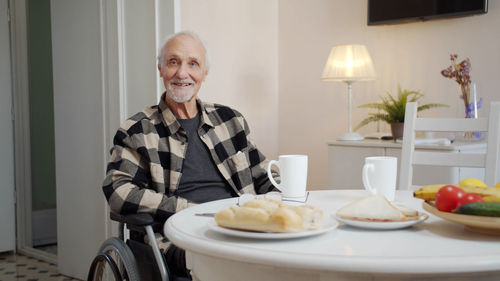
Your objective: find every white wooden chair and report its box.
[399,101,500,190]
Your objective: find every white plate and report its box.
[335,213,429,230]
[207,216,338,239]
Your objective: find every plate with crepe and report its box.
[335,194,428,230]
[207,216,337,239]
[335,214,428,230]
[208,197,337,239]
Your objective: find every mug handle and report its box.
[362,163,376,195]
[267,160,281,191]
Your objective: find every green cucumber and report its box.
[453,202,500,217]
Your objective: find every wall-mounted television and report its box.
[368,0,488,25]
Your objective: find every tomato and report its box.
[456,193,484,209]
[435,185,465,212]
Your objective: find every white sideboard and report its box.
[327,139,486,189]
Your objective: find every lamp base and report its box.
[338,132,364,141]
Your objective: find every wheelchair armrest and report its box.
[110,212,155,226]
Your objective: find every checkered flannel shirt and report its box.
[102,94,276,221]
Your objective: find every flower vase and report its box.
[458,85,473,141]
[462,115,476,141]
[457,87,483,142]
[460,84,470,112]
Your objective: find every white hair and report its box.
[157,31,210,72]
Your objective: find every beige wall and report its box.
[180,0,500,189]
[180,0,279,159]
[280,0,500,188]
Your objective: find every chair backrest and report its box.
[399,101,500,189]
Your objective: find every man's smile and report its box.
[171,82,194,87]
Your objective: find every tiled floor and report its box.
[0,252,81,281]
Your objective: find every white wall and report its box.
[51,0,107,278]
[180,0,279,159]
[120,0,159,116]
[279,0,500,188]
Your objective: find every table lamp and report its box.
[321,44,376,141]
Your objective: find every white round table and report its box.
[164,190,500,281]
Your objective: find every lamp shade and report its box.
[321,44,376,82]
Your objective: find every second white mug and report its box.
[267,155,308,198]
[362,156,397,201]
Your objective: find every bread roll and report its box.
[214,198,323,233]
[290,205,323,230]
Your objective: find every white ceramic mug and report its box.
[267,155,308,198]
[362,156,397,201]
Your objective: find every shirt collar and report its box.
[158,93,215,134]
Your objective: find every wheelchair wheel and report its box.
[88,237,140,281]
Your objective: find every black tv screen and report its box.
[368,0,488,25]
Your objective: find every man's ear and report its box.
[157,64,162,76]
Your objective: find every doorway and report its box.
[26,0,57,255]
[0,0,15,254]
[11,0,58,262]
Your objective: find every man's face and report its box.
[158,35,208,103]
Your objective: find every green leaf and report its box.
[354,114,390,131]
[417,103,449,112]
[358,103,385,110]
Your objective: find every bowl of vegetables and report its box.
[415,181,500,235]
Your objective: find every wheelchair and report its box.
[87,212,191,281]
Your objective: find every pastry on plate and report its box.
[215,198,323,233]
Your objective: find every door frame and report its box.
[9,0,56,264]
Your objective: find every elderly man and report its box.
[102,31,276,278]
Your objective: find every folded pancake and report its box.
[393,203,419,220]
[214,198,323,233]
[336,194,416,222]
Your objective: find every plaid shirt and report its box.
[103,94,276,220]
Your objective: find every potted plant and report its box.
[355,85,448,139]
